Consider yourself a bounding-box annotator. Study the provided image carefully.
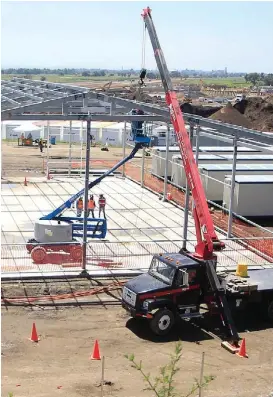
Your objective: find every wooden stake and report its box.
[101,356,105,397]
[199,352,205,397]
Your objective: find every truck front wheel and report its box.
[150,309,175,336]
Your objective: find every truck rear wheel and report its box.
[150,309,175,336]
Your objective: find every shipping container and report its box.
[223,175,273,217]
[171,154,273,187]
[200,164,273,202]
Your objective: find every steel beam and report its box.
[227,136,238,238]
[82,117,91,270]
[163,124,170,201]
[2,114,166,122]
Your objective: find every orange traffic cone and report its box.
[90,340,101,360]
[236,338,248,358]
[29,322,39,342]
[24,177,27,186]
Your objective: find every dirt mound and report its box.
[209,102,252,128]
[234,96,273,132]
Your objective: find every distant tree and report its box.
[264,74,273,86]
[146,72,157,79]
[246,72,260,86]
[40,76,46,81]
[82,71,90,77]
[170,71,181,78]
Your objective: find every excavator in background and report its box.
[121,7,273,354]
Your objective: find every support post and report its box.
[141,147,145,188]
[46,120,50,177]
[182,123,194,249]
[101,356,105,397]
[227,136,238,238]
[122,121,126,178]
[198,352,205,397]
[82,117,91,271]
[163,123,170,201]
[80,121,83,177]
[68,120,72,176]
[192,124,200,212]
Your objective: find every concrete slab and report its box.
[1,176,272,277]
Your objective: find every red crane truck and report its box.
[121,7,273,353]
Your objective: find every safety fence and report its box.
[1,238,273,276]
[122,159,273,260]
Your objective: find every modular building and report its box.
[200,164,273,202]
[171,154,273,187]
[151,146,262,179]
[223,175,273,217]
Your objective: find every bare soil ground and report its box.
[2,294,273,397]
[1,142,143,179]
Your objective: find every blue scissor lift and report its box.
[26,114,151,264]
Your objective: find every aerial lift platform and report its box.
[26,124,150,264]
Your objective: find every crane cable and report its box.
[141,21,147,70]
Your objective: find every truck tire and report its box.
[149,309,175,336]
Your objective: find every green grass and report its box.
[1,74,250,88]
[1,74,134,83]
[177,77,250,88]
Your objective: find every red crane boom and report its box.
[142,7,225,259]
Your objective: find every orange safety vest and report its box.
[77,199,83,209]
[88,199,95,209]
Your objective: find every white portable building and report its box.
[171,154,273,187]
[223,175,273,217]
[200,164,273,202]
[151,146,263,179]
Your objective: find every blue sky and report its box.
[1,1,273,72]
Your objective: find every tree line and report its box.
[244,73,273,86]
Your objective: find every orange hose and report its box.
[1,281,126,303]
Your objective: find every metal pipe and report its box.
[68,120,72,176]
[141,147,145,188]
[80,121,83,177]
[46,120,50,177]
[192,124,201,212]
[122,122,126,177]
[82,117,91,271]
[182,123,194,249]
[163,124,170,201]
[140,122,146,188]
[227,136,238,238]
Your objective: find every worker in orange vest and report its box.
[88,195,96,218]
[98,194,106,219]
[76,197,84,217]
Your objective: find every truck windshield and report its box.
[148,258,175,285]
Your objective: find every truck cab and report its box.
[122,253,207,335]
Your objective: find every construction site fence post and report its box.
[122,122,126,178]
[182,123,194,249]
[46,120,50,178]
[227,135,238,238]
[82,117,91,270]
[68,120,72,176]
[163,123,170,201]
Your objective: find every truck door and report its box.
[175,267,200,306]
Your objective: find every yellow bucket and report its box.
[235,263,248,278]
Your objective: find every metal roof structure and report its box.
[1,77,273,151]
